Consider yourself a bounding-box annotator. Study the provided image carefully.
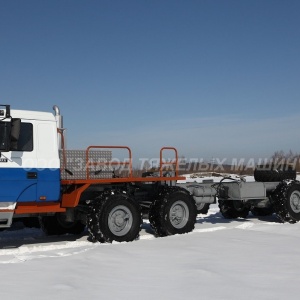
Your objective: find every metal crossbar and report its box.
[86,146,132,179]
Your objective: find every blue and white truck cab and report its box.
[0,104,61,227]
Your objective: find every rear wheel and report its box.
[271,180,300,223]
[149,187,197,237]
[39,213,85,236]
[219,200,249,219]
[87,192,142,243]
[197,203,210,215]
[250,207,273,216]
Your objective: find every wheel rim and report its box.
[169,200,189,229]
[290,190,300,213]
[108,205,133,236]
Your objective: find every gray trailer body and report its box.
[178,179,279,208]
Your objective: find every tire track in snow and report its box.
[0,241,99,264]
[235,223,255,230]
[0,218,263,264]
[192,226,227,233]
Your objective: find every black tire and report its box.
[271,180,300,223]
[149,187,197,237]
[250,207,273,217]
[254,165,296,182]
[197,203,210,215]
[87,192,142,243]
[218,200,249,219]
[39,213,85,236]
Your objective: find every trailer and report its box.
[178,172,300,224]
[0,104,299,244]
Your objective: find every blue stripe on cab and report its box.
[0,168,60,202]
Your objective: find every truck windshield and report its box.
[0,122,10,151]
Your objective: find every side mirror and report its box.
[0,118,21,152]
[10,118,21,151]
[0,122,11,152]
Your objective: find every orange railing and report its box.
[159,147,179,177]
[86,146,133,180]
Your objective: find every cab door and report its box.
[0,121,38,203]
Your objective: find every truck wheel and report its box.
[197,203,210,215]
[218,200,249,219]
[250,207,273,216]
[87,192,142,243]
[271,180,300,223]
[39,213,85,235]
[149,187,197,237]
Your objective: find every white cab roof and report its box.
[11,109,56,121]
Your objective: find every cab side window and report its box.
[16,123,33,151]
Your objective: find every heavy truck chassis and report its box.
[55,146,198,243]
[31,166,300,243]
[16,158,300,244]
[0,104,300,244]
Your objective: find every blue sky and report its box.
[1,0,300,163]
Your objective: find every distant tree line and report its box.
[117,151,300,177]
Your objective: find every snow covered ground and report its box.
[1,203,300,299]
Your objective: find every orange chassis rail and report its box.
[14,146,185,214]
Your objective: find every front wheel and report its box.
[149,187,197,237]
